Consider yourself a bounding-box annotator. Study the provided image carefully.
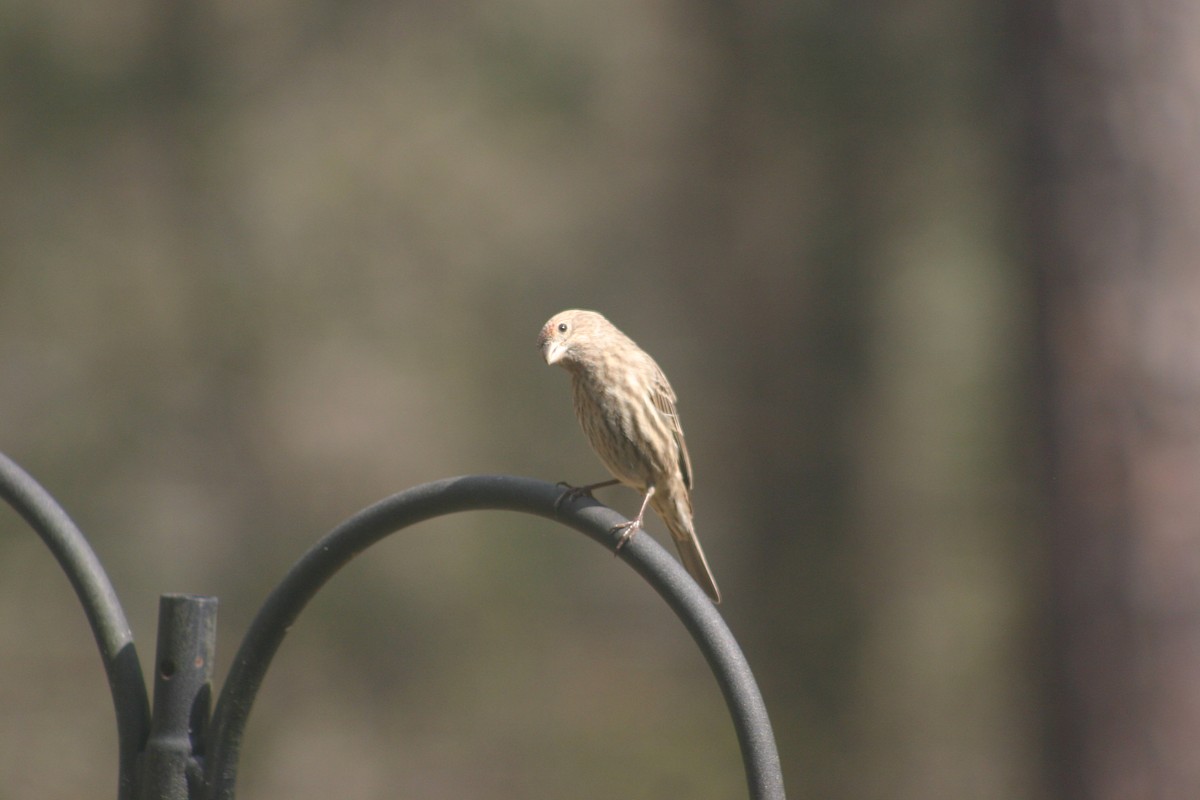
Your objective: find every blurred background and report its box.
[3,0,1199,798]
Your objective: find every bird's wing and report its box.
[651,369,693,491]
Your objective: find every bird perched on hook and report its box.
[537,309,721,603]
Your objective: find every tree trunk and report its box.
[1024,2,1200,797]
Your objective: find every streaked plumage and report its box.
[537,309,721,603]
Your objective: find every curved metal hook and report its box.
[0,453,151,800]
[205,475,785,800]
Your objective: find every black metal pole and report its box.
[0,453,786,799]
[204,475,786,800]
[136,594,218,800]
[0,453,151,800]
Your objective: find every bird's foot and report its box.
[553,482,592,513]
[553,479,619,513]
[612,519,642,551]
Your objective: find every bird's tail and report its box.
[654,492,721,604]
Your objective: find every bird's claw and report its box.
[553,479,620,513]
[553,482,594,513]
[612,520,641,551]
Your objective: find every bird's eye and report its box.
[557,322,568,333]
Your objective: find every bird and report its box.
[537,309,721,603]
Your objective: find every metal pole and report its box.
[136,594,218,800]
[0,452,786,800]
[204,475,786,800]
[0,453,151,800]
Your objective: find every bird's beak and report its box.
[543,339,568,365]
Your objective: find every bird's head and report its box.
[538,309,607,367]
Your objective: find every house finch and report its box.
[538,309,721,603]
